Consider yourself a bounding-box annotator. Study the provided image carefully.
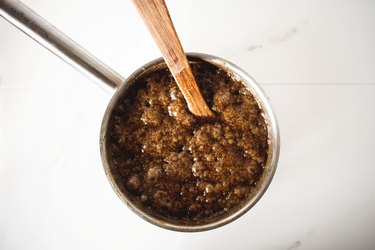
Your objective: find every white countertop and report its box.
[1,0,375,249]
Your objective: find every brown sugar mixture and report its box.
[108,60,268,221]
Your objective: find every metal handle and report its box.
[0,0,124,92]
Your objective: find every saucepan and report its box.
[0,0,280,232]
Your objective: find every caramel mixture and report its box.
[108,60,268,220]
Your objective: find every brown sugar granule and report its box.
[108,61,268,221]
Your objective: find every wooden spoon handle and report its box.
[132,0,214,118]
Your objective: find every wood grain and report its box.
[132,0,214,118]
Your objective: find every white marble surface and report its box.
[1,0,375,249]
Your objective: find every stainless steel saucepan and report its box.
[0,0,280,232]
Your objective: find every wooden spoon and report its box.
[132,0,214,118]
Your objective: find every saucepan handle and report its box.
[0,0,124,92]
